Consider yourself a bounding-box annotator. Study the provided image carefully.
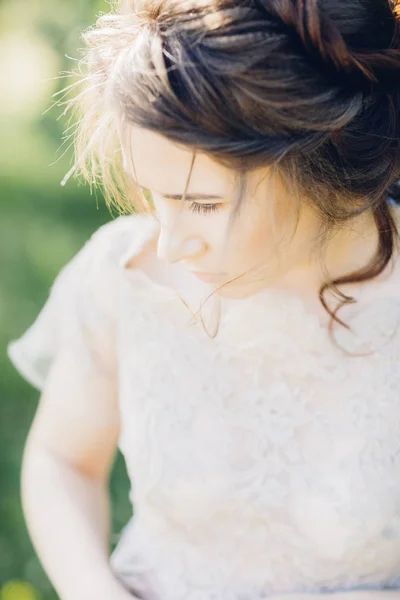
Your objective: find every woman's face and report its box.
[120,126,324,297]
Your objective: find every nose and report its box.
[157,226,207,264]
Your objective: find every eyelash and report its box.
[189,202,222,215]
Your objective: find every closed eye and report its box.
[189,202,223,214]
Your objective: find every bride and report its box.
[7,1,400,599]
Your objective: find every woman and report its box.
[7,1,400,599]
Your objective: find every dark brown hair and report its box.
[66,0,400,344]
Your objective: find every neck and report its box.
[219,206,399,308]
[278,211,380,298]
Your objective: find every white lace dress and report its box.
[7,213,400,600]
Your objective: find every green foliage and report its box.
[0,0,132,597]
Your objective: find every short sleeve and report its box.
[7,221,120,391]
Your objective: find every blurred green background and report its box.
[0,0,132,598]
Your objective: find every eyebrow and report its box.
[122,164,224,200]
[140,186,223,201]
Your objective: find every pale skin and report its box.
[21,124,400,600]
[120,125,398,325]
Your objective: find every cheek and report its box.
[196,210,233,253]
[226,211,274,269]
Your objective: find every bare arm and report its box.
[22,344,400,600]
[21,343,134,600]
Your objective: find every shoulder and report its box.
[334,243,400,355]
[85,212,160,271]
[47,212,161,327]
[63,212,162,327]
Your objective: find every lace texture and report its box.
[7,214,400,600]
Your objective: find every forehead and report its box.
[120,125,234,195]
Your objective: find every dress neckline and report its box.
[118,212,400,354]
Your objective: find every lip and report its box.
[190,271,226,283]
